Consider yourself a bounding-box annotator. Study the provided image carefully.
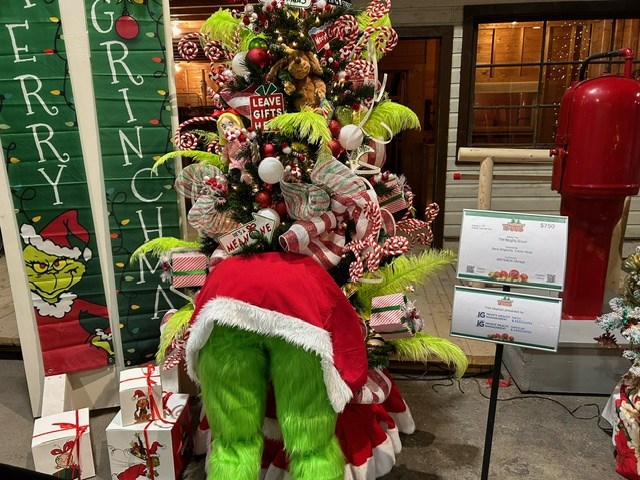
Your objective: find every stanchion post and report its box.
[480,285,509,480]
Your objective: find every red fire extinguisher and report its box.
[551,48,640,319]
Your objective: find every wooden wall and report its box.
[351,0,640,244]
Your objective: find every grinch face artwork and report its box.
[23,245,86,305]
[19,209,114,375]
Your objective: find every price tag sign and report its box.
[451,286,562,351]
[457,209,568,291]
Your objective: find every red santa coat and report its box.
[35,295,111,375]
[185,252,368,412]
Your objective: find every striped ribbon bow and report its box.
[279,158,379,269]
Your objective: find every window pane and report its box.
[546,21,593,63]
[540,63,572,105]
[536,106,560,146]
[477,22,543,65]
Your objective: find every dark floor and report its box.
[0,357,619,480]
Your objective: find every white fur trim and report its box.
[186,297,354,412]
[388,401,415,434]
[32,292,77,318]
[20,224,83,259]
[343,433,396,480]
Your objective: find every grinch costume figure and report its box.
[187,252,367,480]
[142,0,467,478]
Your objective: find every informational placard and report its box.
[451,286,562,351]
[457,209,568,291]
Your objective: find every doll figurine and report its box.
[217,110,246,171]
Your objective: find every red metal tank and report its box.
[551,48,640,319]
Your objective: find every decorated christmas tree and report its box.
[134,0,467,478]
[596,247,640,480]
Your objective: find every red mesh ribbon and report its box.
[34,410,88,480]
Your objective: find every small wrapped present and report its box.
[32,408,95,479]
[370,293,415,339]
[120,365,164,427]
[378,176,408,214]
[107,393,192,480]
[171,250,208,288]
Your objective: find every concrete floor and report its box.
[0,357,620,480]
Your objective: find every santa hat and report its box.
[132,389,146,401]
[20,210,92,261]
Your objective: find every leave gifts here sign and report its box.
[451,210,568,351]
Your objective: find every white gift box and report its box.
[107,393,192,480]
[32,408,95,479]
[119,365,164,426]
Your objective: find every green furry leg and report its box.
[268,335,344,480]
[197,325,267,480]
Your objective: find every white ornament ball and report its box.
[258,157,284,184]
[231,52,250,78]
[316,0,327,8]
[257,208,281,228]
[338,124,364,151]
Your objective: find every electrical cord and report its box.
[393,369,614,435]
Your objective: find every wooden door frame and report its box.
[393,26,453,249]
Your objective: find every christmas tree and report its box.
[141,0,466,373]
[132,1,469,478]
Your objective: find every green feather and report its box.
[200,10,244,52]
[355,14,393,59]
[390,332,468,378]
[363,101,421,140]
[130,237,201,263]
[356,249,457,316]
[157,302,194,362]
[152,150,224,173]
[265,110,332,144]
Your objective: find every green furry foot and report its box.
[287,437,345,480]
[207,437,263,480]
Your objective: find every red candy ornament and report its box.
[261,143,277,157]
[328,139,345,157]
[115,14,139,40]
[329,119,341,138]
[274,201,288,219]
[255,191,272,208]
[246,48,271,69]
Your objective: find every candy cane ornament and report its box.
[174,115,218,150]
[365,0,392,22]
[177,32,207,61]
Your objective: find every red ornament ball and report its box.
[329,119,342,138]
[246,48,271,69]
[115,14,139,40]
[274,200,288,219]
[261,143,277,157]
[328,139,345,158]
[255,191,272,208]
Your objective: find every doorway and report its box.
[378,29,453,247]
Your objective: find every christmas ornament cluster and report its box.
[162,0,438,284]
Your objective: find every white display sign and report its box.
[218,213,276,254]
[451,286,562,351]
[457,209,568,291]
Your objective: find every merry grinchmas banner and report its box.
[86,0,183,367]
[0,0,114,375]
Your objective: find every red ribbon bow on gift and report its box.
[280,158,381,269]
